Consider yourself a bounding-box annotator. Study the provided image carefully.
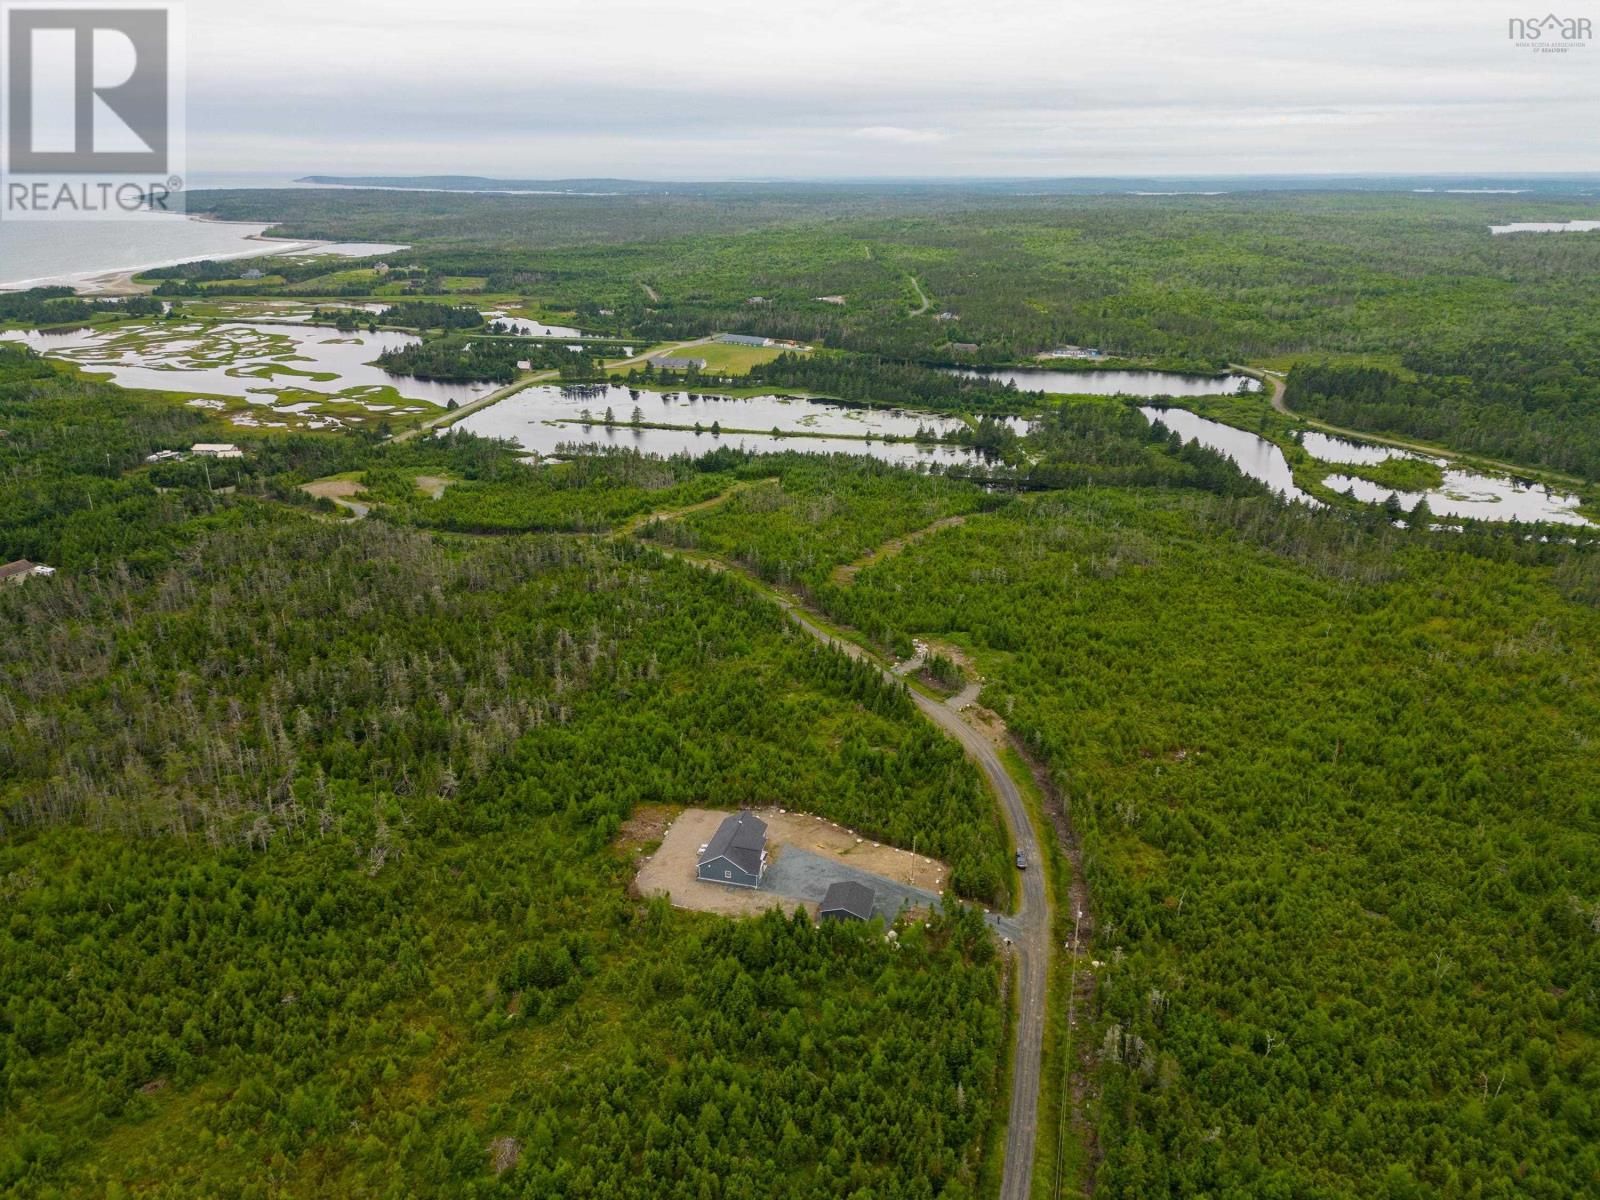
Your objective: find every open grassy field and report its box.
[688,341,789,374]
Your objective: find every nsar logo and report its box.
[1507,12,1592,48]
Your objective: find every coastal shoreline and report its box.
[0,214,335,296]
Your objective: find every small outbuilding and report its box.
[697,810,767,889]
[819,880,875,923]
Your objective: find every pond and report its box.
[1488,221,1600,235]
[1138,406,1318,504]
[1297,430,1591,526]
[1321,471,1591,526]
[1298,430,1413,466]
[454,384,1003,467]
[956,367,1260,397]
[482,310,584,338]
[1,321,495,410]
[1144,408,1594,527]
[281,242,411,258]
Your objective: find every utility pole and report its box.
[1053,907,1085,1200]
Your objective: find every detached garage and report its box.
[697,811,767,889]
[819,880,875,923]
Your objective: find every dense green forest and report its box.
[7,179,1600,1198]
[746,353,1028,413]
[1287,362,1600,481]
[0,348,1020,1197]
[373,336,604,384]
[669,471,1600,1198]
[0,288,162,327]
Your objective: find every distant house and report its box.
[697,811,768,889]
[818,880,875,923]
[192,443,244,459]
[0,560,54,586]
[814,295,846,305]
[950,342,979,354]
[651,355,707,371]
[373,262,390,274]
[934,311,960,322]
[144,449,185,463]
[1041,345,1103,361]
[717,333,771,348]
[240,268,264,281]
[516,359,533,371]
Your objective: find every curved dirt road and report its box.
[736,580,1051,1200]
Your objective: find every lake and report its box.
[1,321,495,411]
[455,384,1000,467]
[957,367,1260,397]
[1139,406,1318,504]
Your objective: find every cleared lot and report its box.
[631,806,951,921]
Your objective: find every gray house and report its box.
[697,811,767,888]
[819,880,875,922]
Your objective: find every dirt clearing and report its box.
[301,478,365,501]
[631,806,952,920]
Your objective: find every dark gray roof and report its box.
[700,811,766,876]
[819,880,875,920]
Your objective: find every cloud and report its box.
[852,126,947,145]
[177,0,1600,177]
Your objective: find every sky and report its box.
[182,0,1600,179]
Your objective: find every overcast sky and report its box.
[184,0,1599,178]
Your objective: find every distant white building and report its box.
[240,268,264,281]
[934,311,960,321]
[145,449,185,463]
[1041,345,1104,361]
[717,333,772,348]
[0,560,54,586]
[814,295,846,306]
[192,443,244,459]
